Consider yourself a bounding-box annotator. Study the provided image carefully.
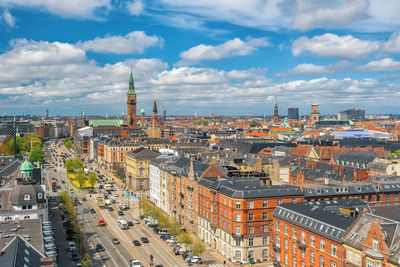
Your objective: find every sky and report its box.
[0,0,400,116]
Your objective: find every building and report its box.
[126,147,160,191]
[288,108,299,120]
[271,199,366,267]
[337,108,365,121]
[273,100,279,124]
[343,205,400,267]
[311,104,319,125]
[198,178,303,264]
[127,69,138,128]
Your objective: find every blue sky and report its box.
[0,0,400,116]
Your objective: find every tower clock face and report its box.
[131,99,135,104]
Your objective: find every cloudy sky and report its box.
[1,0,400,116]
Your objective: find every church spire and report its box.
[128,68,136,95]
[153,100,158,114]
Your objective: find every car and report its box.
[187,256,202,264]
[118,211,124,216]
[68,241,77,252]
[95,243,105,252]
[108,206,114,211]
[98,219,106,226]
[127,221,134,226]
[82,197,87,202]
[76,263,83,267]
[140,237,149,243]
[112,238,120,244]
[88,190,97,194]
[114,193,119,197]
[130,259,142,266]
[133,240,141,246]
[165,237,176,243]
[147,223,157,228]
[71,252,80,261]
[61,180,65,184]
[155,265,164,267]
[133,219,140,224]
[83,208,89,213]
[90,208,96,214]
[160,235,170,241]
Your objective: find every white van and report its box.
[43,230,54,237]
[119,220,128,230]
[44,243,57,251]
[43,236,55,243]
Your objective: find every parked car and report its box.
[90,208,96,214]
[165,237,176,243]
[160,235,171,241]
[118,210,124,216]
[133,219,140,224]
[68,241,77,252]
[108,206,114,211]
[140,237,149,243]
[83,208,89,213]
[130,259,142,266]
[112,238,120,244]
[95,243,105,252]
[127,221,134,226]
[186,256,202,264]
[133,240,141,246]
[71,252,80,261]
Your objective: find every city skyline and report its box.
[0,1,400,115]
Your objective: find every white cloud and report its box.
[357,58,400,72]
[282,0,369,30]
[383,32,400,53]
[1,9,15,27]
[292,33,380,60]
[0,38,399,115]
[77,31,163,54]
[126,0,143,15]
[179,36,269,65]
[287,61,350,75]
[0,0,111,19]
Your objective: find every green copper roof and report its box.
[89,119,124,127]
[21,158,33,171]
[127,69,136,95]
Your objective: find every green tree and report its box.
[7,136,26,154]
[29,147,44,163]
[64,139,73,150]
[88,172,98,187]
[23,134,42,152]
[201,120,209,126]
[191,239,206,256]
[65,159,74,172]
[75,170,87,189]
[72,158,83,172]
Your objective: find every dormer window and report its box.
[373,238,379,251]
[23,194,31,201]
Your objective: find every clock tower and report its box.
[127,70,137,128]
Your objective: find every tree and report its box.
[75,170,87,189]
[29,147,44,163]
[72,158,83,172]
[65,159,74,172]
[64,139,73,150]
[23,134,42,152]
[7,136,26,154]
[88,172,98,187]
[191,238,206,256]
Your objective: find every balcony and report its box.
[272,259,281,267]
[232,233,243,239]
[272,243,281,252]
[297,240,307,249]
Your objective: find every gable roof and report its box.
[0,235,46,267]
[200,165,228,178]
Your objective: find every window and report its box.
[293,227,297,238]
[347,249,353,262]
[331,261,337,267]
[236,213,241,222]
[276,235,280,247]
[235,201,241,209]
[249,213,254,221]
[386,194,390,201]
[331,244,337,257]
[263,212,268,220]
[276,220,280,230]
[292,198,296,203]
[229,200,231,207]
[285,253,288,264]
[376,262,381,267]
[278,199,282,205]
[249,226,254,234]
[24,215,30,219]
[301,231,305,243]
[285,239,288,250]
[301,263,305,267]
[367,260,373,267]
[355,252,361,265]
[263,224,268,233]
[236,239,241,246]
[249,201,254,209]
[248,250,254,259]
[311,235,315,247]
[395,194,399,201]
[301,249,305,259]
[262,249,268,258]
[229,212,231,219]
[263,200,268,208]
[284,224,288,234]
[235,250,241,259]
[320,256,325,267]
[249,238,254,247]
[235,226,241,235]
[293,257,297,267]
[320,239,325,250]
[311,251,315,263]
[293,242,297,254]
[263,236,268,245]
[373,238,379,250]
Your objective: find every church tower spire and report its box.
[273,97,279,124]
[152,100,158,129]
[127,68,137,127]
